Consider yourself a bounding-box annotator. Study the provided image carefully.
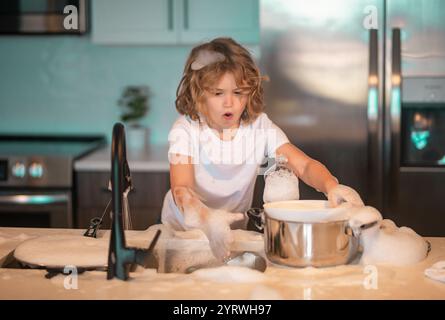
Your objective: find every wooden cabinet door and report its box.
[75,171,169,229]
[76,206,161,231]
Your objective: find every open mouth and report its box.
[223,112,233,120]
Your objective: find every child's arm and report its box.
[276,143,363,206]
[169,154,244,260]
[275,143,337,194]
[169,154,196,206]
[169,154,205,226]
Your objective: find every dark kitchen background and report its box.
[0,0,444,236]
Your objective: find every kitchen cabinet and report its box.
[178,0,259,44]
[75,171,170,230]
[91,0,259,45]
[76,171,264,230]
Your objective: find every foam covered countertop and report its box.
[0,226,444,299]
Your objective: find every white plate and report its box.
[14,235,109,269]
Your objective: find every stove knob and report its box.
[29,162,44,179]
[12,162,26,178]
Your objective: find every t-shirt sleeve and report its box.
[167,117,194,159]
[263,114,290,158]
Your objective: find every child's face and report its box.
[202,72,248,131]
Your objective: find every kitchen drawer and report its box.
[76,206,161,231]
[75,171,170,208]
[127,173,170,207]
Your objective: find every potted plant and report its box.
[118,85,151,150]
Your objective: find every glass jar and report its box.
[263,155,299,203]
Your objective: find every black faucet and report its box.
[107,123,161,281]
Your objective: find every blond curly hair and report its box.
[175,37,267,124]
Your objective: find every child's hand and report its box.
[172,186,245,261]
[202,209,245,261]
[327,184,364,207]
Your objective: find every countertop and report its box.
[0,226,445,300]
[74,144,170,172]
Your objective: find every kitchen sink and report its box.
[152,234,267,273]
[155,248,267,273]
[0,234,267,275]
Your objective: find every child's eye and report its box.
[214,92,223,96]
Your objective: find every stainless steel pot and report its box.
[247,203,378,268]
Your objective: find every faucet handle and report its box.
[107,229,162,280]
[135,229,162,268]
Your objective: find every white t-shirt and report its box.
[161,112,289,230]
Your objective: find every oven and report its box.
[0,190,72,228]
[0,135,104,228]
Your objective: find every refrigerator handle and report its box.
[388,28,402,213]
[367,29,382,209]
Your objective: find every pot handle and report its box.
[246,208,264,233]
[347,220,380,237]
[347,206,383,237]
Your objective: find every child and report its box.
[161,38,363,261]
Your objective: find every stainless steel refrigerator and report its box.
[260,0,445,235]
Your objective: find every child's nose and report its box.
[224,93,233,107]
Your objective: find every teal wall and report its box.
[0,36,192,145]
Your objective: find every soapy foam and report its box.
[347,206,382,229]
[424,261,445,283]
[226,252,264,270]
[157,246,219,273]
[191,266,266,283]
[250,285,284,299]
[155,229,264,273]
[226,252,257,267]
[360,219,428,266]
[264,200,351,223]
[263,169,299,203]
[0,233,32,246]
